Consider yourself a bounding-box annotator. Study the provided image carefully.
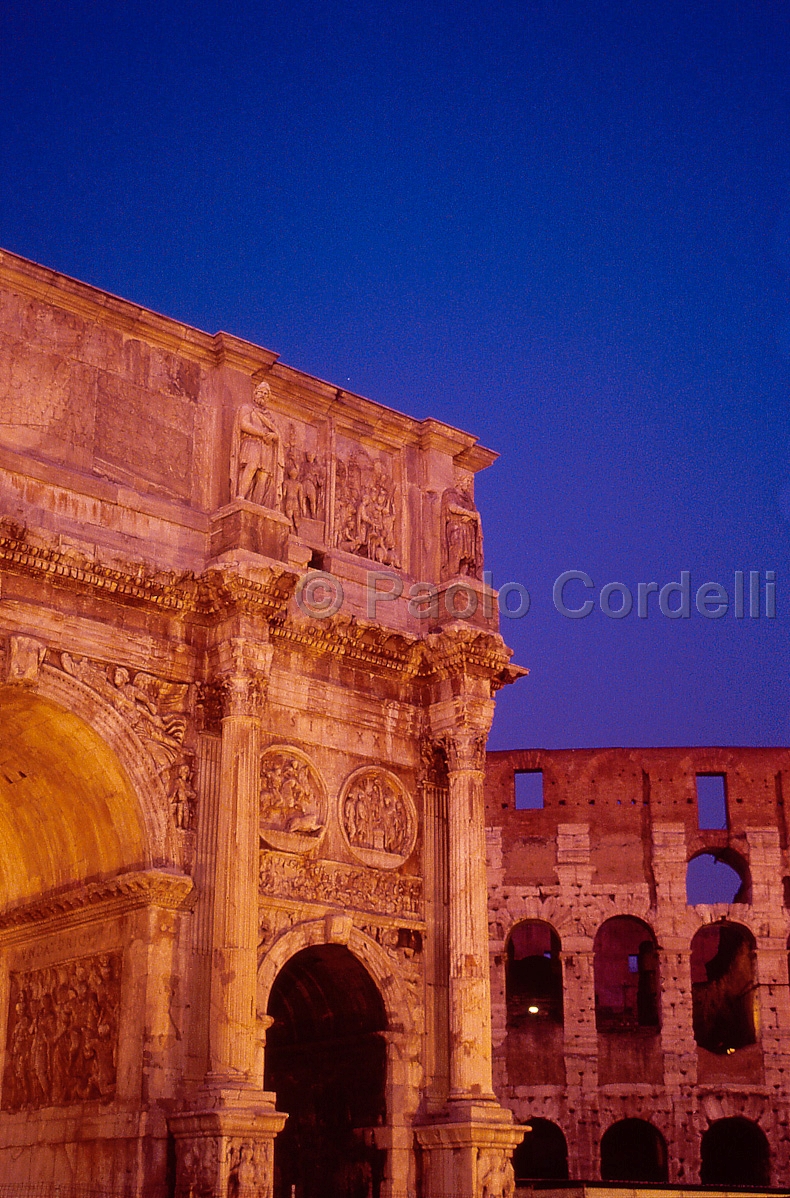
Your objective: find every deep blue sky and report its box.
[1,0,788,749]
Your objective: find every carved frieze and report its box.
[334,452,400,566]
[259,747,327,853]
[55,652,189,772]
[1,950,122,1111]
[339,767,417,870]
[259,851,422,920]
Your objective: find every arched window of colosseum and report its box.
[690,922,757,1054]
[512,1119,569,1182]
[600,1118,668,1183]
[593,917,659,1031]
[700,1117,770,1187]
[686,850,749,905]
[506,920,563,1025]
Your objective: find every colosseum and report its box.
[0,246,785,1197]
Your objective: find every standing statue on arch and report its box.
[231,380,285,509]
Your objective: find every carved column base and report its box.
[168,1089,287,1198]
[415,1103,524,1198]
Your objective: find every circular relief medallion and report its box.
[339,767,417,870]
[260,746,327,853]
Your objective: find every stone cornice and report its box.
[0,869,195,941]
[422,624,528,691]
[0,523,525,686]
[0,526,296,621]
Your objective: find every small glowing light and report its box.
[528,1005,540,1014]
[726,1047,735,1055]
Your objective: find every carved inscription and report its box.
[2,951,122,1111]
[260,747,327,853]
[335,453,400,566]
[259,851,422,919]
[340,768,417,869]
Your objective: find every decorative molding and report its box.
[0,523,296,621]
[0,870,195,937]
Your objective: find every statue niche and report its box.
[260,747,327,854]
[441,484,483,580]
[230,381,285,509]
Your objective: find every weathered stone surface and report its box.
[0,248,513,1197]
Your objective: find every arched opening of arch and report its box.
[701,1117,770,1187]
[594,916,661,1084]
[0,687,148,905]
[265,944,388,1198]
[505,921,564,1085]
[512,1119,569,1183]
[686,849,750,905]
[600,1118,668,1184]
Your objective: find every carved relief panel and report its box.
[55,651,189,773]
[334,447,401,567]
[229,380,330,542]
[2,950,122,1111]
[339,767,417,870]
[259,746,328,853]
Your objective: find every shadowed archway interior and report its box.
[265,944,388,1198]
[0,688,147,906]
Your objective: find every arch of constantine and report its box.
[0,247,789,1197]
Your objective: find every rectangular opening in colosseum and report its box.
[696,773,728,830]
[514,770,544,810]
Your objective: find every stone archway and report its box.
[265,943,388,1198]
[0,685,151,904]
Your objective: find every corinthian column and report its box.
[417,627,526,1198]
[441,719,497,1103]
[207,665,265,1082]
[169,635,286,1198]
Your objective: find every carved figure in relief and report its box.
[281,464,305,526]
[259,850,423,918]
[301,450,323,519]
[170,761,196,830]
[442,485,483,579]
[479,1153,516,1198]
[228,1142,264,1198]
[231,380,285,508]
[335,455,400,566]
[339,769,416,870]
[260,752,323,836]
[59,653,188,771]
[2,951,121,1111]
[344,772,409,856]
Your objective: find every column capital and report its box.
[211,636,274,719]
[427,695,495,770]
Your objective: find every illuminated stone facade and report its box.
[0,249,522,1197]
[0,248,786,1197]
